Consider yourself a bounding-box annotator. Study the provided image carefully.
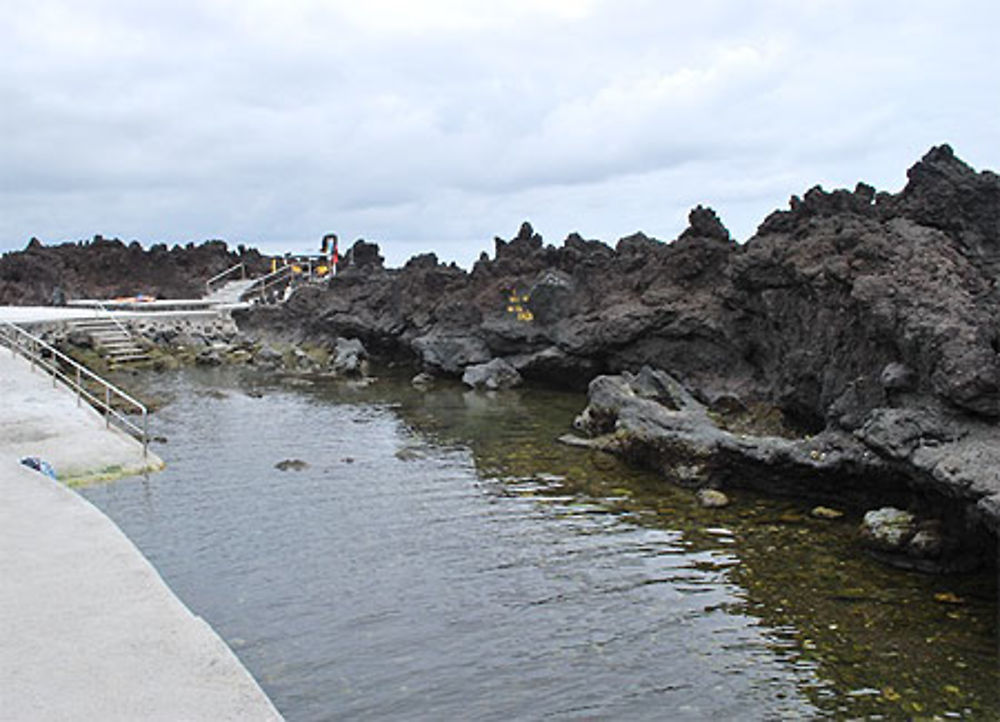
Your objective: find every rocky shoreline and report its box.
[234,144,1000,572]
[6,143,1000,572]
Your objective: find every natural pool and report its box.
[82,367,999,720]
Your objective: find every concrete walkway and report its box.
[0,304,234,325]
[0,351,283,720]
[0,351,164,485]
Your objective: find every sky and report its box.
[2,0,998,268]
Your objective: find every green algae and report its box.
[149,367,1000,717]
[361,377,1000,720]
[63,457,166,487]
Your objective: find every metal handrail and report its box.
[0,321,148,457]
[240,264,293,303]
[206,262,246,294]
[90,300,134,340]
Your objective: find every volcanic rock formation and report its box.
[0,236,268,304]
[234,145,1000,559]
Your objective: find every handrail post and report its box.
[1,321,149,448]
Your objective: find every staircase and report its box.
[68,318,150,366]
[204,278,258,306]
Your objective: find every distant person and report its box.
[322,233,339,268]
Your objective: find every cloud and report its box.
[1,1,998,267]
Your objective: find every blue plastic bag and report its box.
[20,456,58,480]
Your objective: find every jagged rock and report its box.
[858,509,976,572]
[880,362,915,392]
[462,358,522,390]
[571,366,896,497]
[254,345,283,369]
[908,528,944,558]
[226,147,1000,547]
[341,239,384,271]
[413,331,491,374]
[195,348,223,366]
[526,270,574,324]
[859,508,916,552]
[411,372,436,388]
[0,237,268,304]
[331,337,367,376]
[678,205,731,242]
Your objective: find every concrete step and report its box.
[69,321,121,331]
[109,353,151,364]
[205,278,259,304]
[96,340,138,348]
[67,320,144,366]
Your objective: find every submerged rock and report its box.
[859,508,916,552]
[696,489,730,509]
[411,371,436,388]
[254,345,283,369]
[275,458,310,471]
[462,358,523,390]
[195,348,223,366]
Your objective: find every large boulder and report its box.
[413,331,492,374]
[331,337,367,376]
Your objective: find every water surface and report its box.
[83,368,998,719]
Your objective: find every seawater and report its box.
[82,367,999,720]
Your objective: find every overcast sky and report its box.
[2,1,998,267]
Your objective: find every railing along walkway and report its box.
[241,264,293,303]
[0,321,148,457]
[205,261,246,295]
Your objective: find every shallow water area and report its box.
[83,367,999,720]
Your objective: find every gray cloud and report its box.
[2,1,998,268]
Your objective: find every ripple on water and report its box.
[83,367,997,721]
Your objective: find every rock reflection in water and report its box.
[83,368,998,720]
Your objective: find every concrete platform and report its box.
[0,350,163,485]
[0,351,283,720]
[0,304,235,325]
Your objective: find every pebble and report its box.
[696,488,730,509]
[810,505,844,520]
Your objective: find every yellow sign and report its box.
[506,291,533,322]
